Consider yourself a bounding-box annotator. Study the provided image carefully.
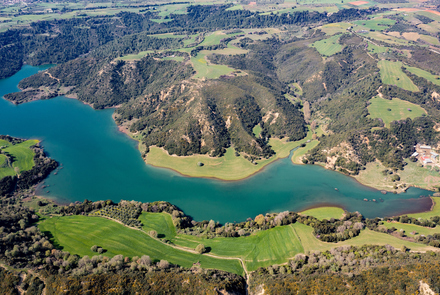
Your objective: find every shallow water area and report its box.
[0,65,434,223]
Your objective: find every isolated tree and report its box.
[195,244,206,254]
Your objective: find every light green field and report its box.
[363,31,410,46]
[191,52,236,79]
[367,43,389,54]
[140,212,176,240]
[408,198,440,219]
[162,56,185,62]
[118,51,154,61]
[198,31,240,47]
[252,124,262,137]
[291,140,319,164]
[173,224,304,271]
[353,18,395,31]
[38,215,244,275]
[380,221,440,237]
[226,5,243,10]
[0,139,38,178]
[377,60,419,92]
[318,22,352,35]
[150,18,173,23]
[157,4,188,17]
[300,207,345,220]
[147,33,185,39]
[355,161,402,192]
[398,160,440,192]
[368,96,426,127]
[405,66,440,86]
[419,34,440,46]
[293,223,435,253]
[146,132,315,180]
[310,34,343,56]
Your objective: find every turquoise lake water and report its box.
[0,65,434,223]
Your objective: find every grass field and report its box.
[291,140,319,164]
[0,139,38,178]
[145,131,315,180]
[405,66,440,86]
[398,160,440,192]
[318,22,352,35]
[293,223,435,253]
[162,56,185,62]
[226,5,243,10]
[173,224,304,271]
[367,43,389,54]
[368,96,426,127]
[252,124,262,137]
[353,18,395,31]
[363,31,410,46]
[191,52,236,79]
[408,198,440,219]
[38,215,244,275]
[310,34,343,56]
[118,51,154,61]
[380,221,440,237]
[300,207,345,220]
[377,60,419,92]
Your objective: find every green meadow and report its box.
[405,66,440,86]
[191,52,236,79]
[311,34,343,56]
[38,215,244,275]
[368,96,426,127]
[380,221,440,238]
[0,139,38,178]
[145,132,316,180]
[377,60,419,92]
[300,207,345,220]
[318,22,352,35]
[353,18,395,31]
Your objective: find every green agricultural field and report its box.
[380,221,440,238]
[140,212,176,240]
[310,34,343,56]
[291,140,319,164]
[318,22,352,35]
[198,31,239,47]
[368,96,426,127]
[118,51,154,61]
[38,215,244,275]
[0,139,38,178]
[293,223,435,253]
[146,131,315,180]
[377,60,419,92]
[367,43,389,54]
[172,224,304,271]
[408,198,440,219]
[252,124,262,137]
[191,52,236,79]
[162,56,185,62]
[300,207,345,220]
[353,18,395,31]
[226,4,243,10]
[405,66,440,86]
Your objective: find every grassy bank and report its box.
[145,133,315,181]
[300,207,345,220]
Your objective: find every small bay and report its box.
[0,65,434,223]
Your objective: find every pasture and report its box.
[0,139,38,178]
[38,215,244,275]
[191,52,236,79]
[353,18,395,31]
[300,207,345,220]
[405,66,440,86]
[318,22,352,35]
[293,223,436,252]
[380,221,440,238]
[377,60,419,92]
[368,96,426,127]
[252,124,262,137]
[367,43,389,54]
[145,131,315,180]
[311,34,343,56]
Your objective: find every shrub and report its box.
[195,244,206,254]
[149,230,158,238]
[91,245,98,252]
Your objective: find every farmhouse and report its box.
[413,143,440,168]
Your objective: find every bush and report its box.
[91,245,98,252]
[149,230,158,238]
[97,248,104,254]
[195,244,206,254]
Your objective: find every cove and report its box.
[0,65,434,223]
